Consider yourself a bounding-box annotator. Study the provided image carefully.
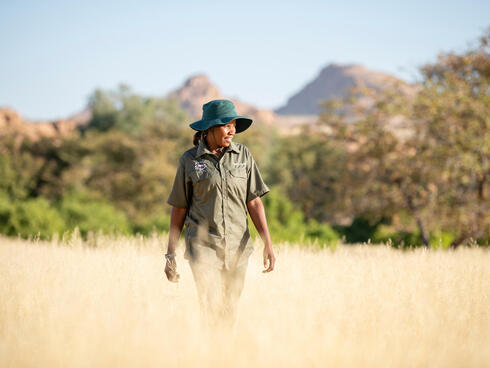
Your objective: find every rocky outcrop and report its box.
[168,74,277,125]
[276,63,416,115]
[0,108,89,140]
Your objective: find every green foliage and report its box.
[86,84,189,135]
[0,86,192,240]
[0,154,23,199]
[0,141,47,200]
[62,129,179,219]
[61,94,191,220]
[0,193,65,239]
[0,192,13,233]
[413,30,490,244]
[303,219,340,247]
[58,192,130,236]
[372,225,423,248]
[372,225,455,249]
[429,231,455,249]
[318,29,490,246]
[334,217,384,244]
[131,213,171,235]
[264,132,348,223]
[260,188,307,241]
[253,188,339,246]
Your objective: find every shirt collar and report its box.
[196,139,213,158]
[196,139,240,158]
[228,141,240,154]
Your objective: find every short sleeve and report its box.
[167,156,191,208]
[246,153,270,203]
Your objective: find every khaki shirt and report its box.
[167,140,269,269]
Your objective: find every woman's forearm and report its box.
[247,197,272,248]
[166,206,187,254]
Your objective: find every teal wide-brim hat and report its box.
[190,99,253,133]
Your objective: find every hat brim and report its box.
[189,116,253,133]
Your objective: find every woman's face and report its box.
[208,120,236,148]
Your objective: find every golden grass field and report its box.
[1,235,489,368]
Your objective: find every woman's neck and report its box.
[205,135,225,157]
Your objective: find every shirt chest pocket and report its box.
[190,168,219,197]
[229,167,247,181]
[190,168,212,182]
[228,168,248,198]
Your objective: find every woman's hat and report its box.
[189,99,253,133]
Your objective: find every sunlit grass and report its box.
[1,235,489,367]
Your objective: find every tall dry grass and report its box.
[0,235,489,367]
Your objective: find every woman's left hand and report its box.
[165,258,180,282]
[263,246,275,273]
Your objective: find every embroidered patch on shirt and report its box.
[194,161,207,172]
[233,162,246,167]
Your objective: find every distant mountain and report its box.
[0,108,90,140]
[168,74,277,125]
[275,63,416,115]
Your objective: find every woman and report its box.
[164,99,275,326]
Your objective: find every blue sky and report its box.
[0,0,488,120]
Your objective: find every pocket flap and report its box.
[229,167,247,179]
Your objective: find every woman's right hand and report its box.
[165,207,187,283]
[165,258,180,283]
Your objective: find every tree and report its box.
[85,84,189,135]
[414,28,489,245]
[319,29,490,246]
[264,131,349,223]
[0,85,193,237]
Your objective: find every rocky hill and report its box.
[168,74,277,125]
[275,63,416,115]
[0,108,90,140]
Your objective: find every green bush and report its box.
[373,225,455,248]
[304,219,340,247]
[253,188,338,246]
[429,231,455,249]
[132,213,170,235]
[0,192,14,235]
[0,193,66,239]
[373,225,421,248]
[334,217,383,244]
[58,192,130,236]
